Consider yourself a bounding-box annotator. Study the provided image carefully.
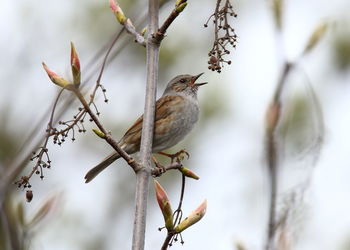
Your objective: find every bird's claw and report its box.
[158,149,190,163]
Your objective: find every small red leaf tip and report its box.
[70,42,80,71]
[70,42,81,86]
[42,62,71,88]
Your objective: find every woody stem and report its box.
[131,0,159,249]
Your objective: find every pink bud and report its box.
[42,62,71,88]
[109,0,118,12]
[70,42,80,72]
[154,180,174,230]
[70,42,81,86]
[109,0,126,24]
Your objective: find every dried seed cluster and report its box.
[205,0,237,73]
[15,85,108,195]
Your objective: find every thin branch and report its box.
[72,88,140,172]
[151,162,183,176]
[109,0,146,46]
[173,174,186,225]
[124,20,146,46]
[91,27,126,102]
[154,0,188,42]
[161,232,176,250]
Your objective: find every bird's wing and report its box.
[121,95,185,147]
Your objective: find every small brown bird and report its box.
[85,73,207,183]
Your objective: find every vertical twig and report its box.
[265,62,293,250]
[131,0,159,249]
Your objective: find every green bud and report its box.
[176,2,187,13]
[179,167,200,180]
[92,129,106,139]
[175,199,207,233]
[140,27,147,37]
[304,22,328,55]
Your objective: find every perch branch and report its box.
[131,0,159,248]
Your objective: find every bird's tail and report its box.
[84,152,120,183]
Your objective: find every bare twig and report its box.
[173,174,186,225]
[161,232,176,250]
[91,27,126,103]
[72,88,140,172]
[151,162,183,176]
[109,0,146,46]
[124,20,146,46]
[154,0,188,42]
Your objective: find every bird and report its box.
[84,73,207,183]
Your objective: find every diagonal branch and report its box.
[154,0,188,42]
[72,88,140,172]
[109,0,146,46]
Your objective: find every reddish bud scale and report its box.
[70,42,80,71]
[109,0,127,24]
[109,0,118,12]
[70,42,81,86]
[154,180,174,230]
[42,62,71,88]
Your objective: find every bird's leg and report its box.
[152,155,165,177]
[158,149,190,163]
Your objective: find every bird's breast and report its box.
[152,96,199,152]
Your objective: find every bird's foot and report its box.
[158,149,190,163]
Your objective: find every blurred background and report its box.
[1,0,350,249]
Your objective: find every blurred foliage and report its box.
[0,194,59,250]
[278,84,323,162]
[75,0,140,43]
[279,96,310,150]
[332,31,350,72]
[340,235,350,250]
[271,0,283,30]
[0,106,21,164]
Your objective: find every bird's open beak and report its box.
[192,72,208,87]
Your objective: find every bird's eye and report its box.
[180,78,186,83]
